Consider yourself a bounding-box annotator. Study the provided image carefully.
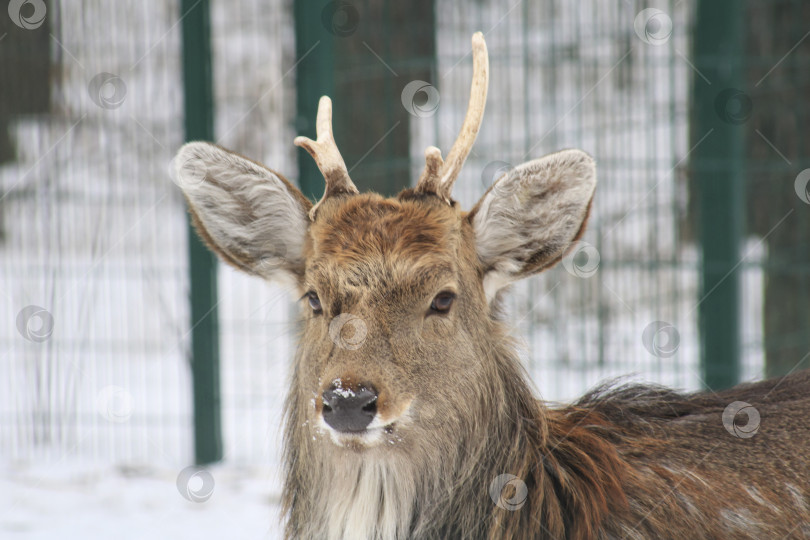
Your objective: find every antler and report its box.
[294,96,358,219]
[415,32,489,203]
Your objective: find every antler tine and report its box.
[439,32,488,199]
[415,32,489,203]
[294,96,358,218]
[415,146,444,194]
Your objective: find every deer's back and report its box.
[573,369,810,539]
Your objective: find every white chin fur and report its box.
[318,407,410,448]
[317,414,404,448]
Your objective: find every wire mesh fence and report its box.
[429,0,711,400]
[743,0,810,377]
[1,1,192,464]
[0,0,296,468]
[2,0,807,476]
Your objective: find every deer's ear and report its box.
[173,142,312,283]
[467,149,596,299]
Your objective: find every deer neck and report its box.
[461,351,633,540]
[282,346,631,540]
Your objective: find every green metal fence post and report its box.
[693,0,745,390]
[294,0,335,201]
[180,0,222,465]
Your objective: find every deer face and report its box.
[173,33,596,452]
[300,193,483,449]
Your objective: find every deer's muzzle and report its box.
[321,381,378,433]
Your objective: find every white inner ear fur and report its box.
[173,142,309,281]
[472,149,596,301]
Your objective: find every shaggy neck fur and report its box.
[283,333,810,539]
[282,335,633,540]
[321,457,417,540]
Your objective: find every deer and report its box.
[173,32,810,540]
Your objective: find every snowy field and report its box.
[0,459,283,539]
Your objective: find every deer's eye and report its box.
[430,291,456,314]
[307,291,322,314]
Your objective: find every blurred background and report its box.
[1,0,808,538]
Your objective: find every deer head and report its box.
[173,31,594,454]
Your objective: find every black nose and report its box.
[322,383,378,433]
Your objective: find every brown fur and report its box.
[174,141,810,539]
[283,194,810,539]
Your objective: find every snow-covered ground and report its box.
[0,458,283,539]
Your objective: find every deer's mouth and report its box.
[318,416,401,449]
